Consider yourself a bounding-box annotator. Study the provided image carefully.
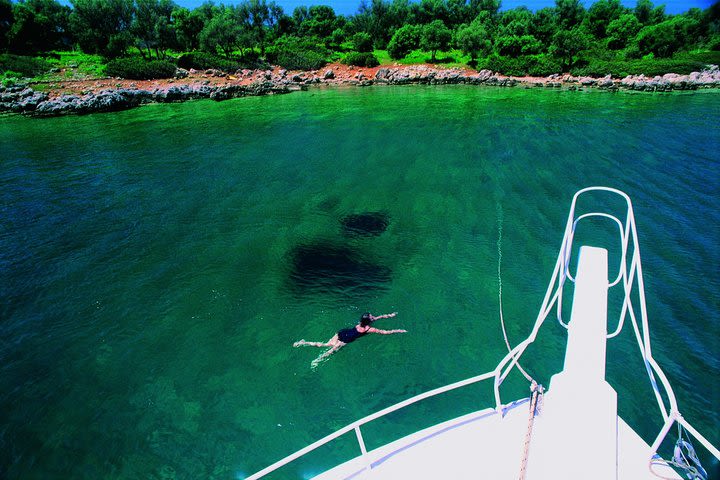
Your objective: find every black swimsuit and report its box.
[337,327,367,344]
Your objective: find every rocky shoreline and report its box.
[2,63,719,117]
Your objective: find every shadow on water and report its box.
[340,212,390,237]
[287,242,391,298]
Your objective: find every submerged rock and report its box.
[287,243,391,296]
[340,212,390,237]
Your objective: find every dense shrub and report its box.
[341,51,380,67]
[105,57,177,80]
[352,32,373,53]
[478,54,562,76]
[177,52,241,72]
[273,50,327,70]
[266,36,329,70]
[0,54,52,77]
[387,25,421,60]
[570,58,709,77]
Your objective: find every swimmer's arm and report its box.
[367,327,407,335]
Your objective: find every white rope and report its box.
[497,202,533,384]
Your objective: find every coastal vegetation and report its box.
[0,0,718,83]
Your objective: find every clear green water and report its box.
[1,86,718,479]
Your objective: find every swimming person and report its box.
[293,312,406,368]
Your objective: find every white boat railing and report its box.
[245,187,719,479]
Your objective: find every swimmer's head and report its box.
[360,313,373,326]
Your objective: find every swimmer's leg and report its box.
[311,342,345,369]
[293,340,328,347]
[294,334,339,348]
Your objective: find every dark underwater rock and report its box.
[340,212,390,237]
[287,243,391,296]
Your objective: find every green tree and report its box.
[70,0,134,57]
[240,0,283,56]
[387,23,420,59]
[635,15,701,57]
[634,0,653,25]
[0,0,11,51]
[550,26,590,69]
[133,0,177,59]
[530,7,557,48]
[606,13,640,49]
[555,0,585,30]
[468,0,500,18]
[353,31,373,52]
[420,19,451,62]
[495,34,542,56]
[584,0,626,39]
[298,5,340,42]
[455,17,491,63]
[172,6,207,51]
[199,7,242,58]
[7,0,71,54]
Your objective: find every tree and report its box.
[555,0,585,30]
[468,0,500,18]
[0,0,11,51]
[7,0,71,54]
[387,23,420,59]
[531,7,557,48]
[70,0,134,57]
[634,0,653,25]
[352,31,373,52]
[172,7,207,51]
[199,7,242,58]
[456,17,491,63]
[550,26,590,69]
[420,19,451,62]
[584,0,626,39]
[133,0,177,59]
[635,15,701,57]
[239,0,282,56]
[606,13,640,49]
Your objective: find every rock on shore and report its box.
[2,63,719,117]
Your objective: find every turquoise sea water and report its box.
[1,86,718,479]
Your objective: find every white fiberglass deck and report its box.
[314,246,680,480]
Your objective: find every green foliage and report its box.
[132,0,177,59]
[274,50,327,70]
[341,51,379,67]
[420,20,452,62]
[0,53,52,76]
[199,7,244,59]
[352,32,373,53]
[583,0,625,39]
[550,26,591,68]
[555,0,586,30]
[7,0,72,55]
[455,19,492,62]
[70,0,135,58]
[104,56,176,79]
[635,15,702,58]
[606,13,641,50]
[495,34,543,56]
[478,53,562,76]
[177,52,242,72]
[570,57,710,77]
[387,24,421,60]
[266,36,328,70]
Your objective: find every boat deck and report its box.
[314,396,680,480]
